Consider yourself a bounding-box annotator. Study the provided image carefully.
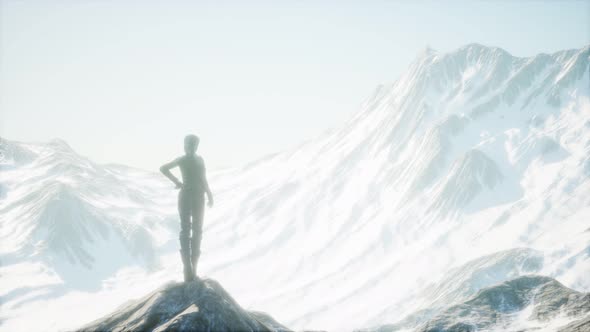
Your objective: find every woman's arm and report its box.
[200,159,214,207]
[160,158,182,188]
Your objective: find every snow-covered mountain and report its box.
[1,43,589,332]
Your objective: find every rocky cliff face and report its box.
[78,278,291,332]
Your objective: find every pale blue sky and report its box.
[1,1,588,170]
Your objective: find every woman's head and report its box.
[184,134,200,154]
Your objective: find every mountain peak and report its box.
[445,43,513,63]
[48,137,75,153]
[78,278,291,332]
[419,45,437,56]
[459,42,507,52]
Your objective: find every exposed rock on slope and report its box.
[429,149,503,214]
[78,278,291,332]
[420,248,544,313]
[366,275,589,332]
[362,249,544,331]
[558,314,590,332]
[413,276,588,332]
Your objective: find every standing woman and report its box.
[160,134,214,281]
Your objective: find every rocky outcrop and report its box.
[78,278,291,332]
[366,275,590,332]
[416,275,589,332]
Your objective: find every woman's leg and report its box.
[178,190,194,281]
[191,194,205,276]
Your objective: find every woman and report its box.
[160,134,214,281]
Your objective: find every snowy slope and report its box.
[1,43,589,332]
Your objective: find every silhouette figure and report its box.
[160,135,213,281]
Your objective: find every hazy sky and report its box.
[1,1,589,171]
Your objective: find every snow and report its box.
[0,43,589,332]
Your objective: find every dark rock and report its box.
[77,278,291,332]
